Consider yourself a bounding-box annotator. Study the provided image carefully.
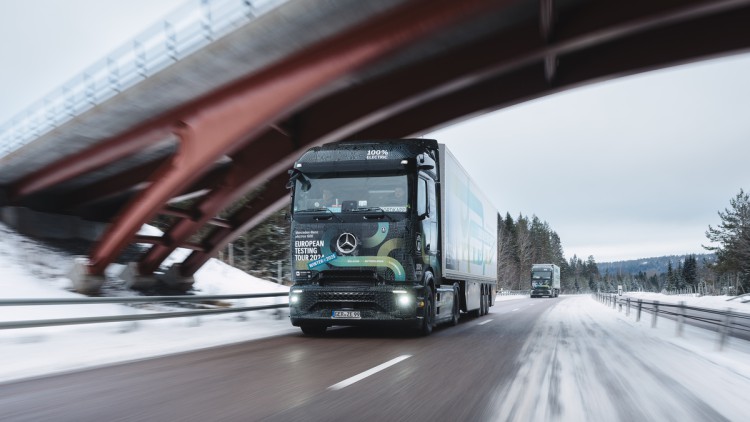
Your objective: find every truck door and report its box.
[417,174,438,272]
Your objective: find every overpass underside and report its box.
[2,0,750,293]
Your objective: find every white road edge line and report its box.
[477,319,493,325]
[328,355,412,391]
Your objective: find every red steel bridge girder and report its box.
[7,0,750,279]
[85,0,504,275]
[180,171,292,276]
[136,130,293,275]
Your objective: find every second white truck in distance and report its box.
[530,263,560,298]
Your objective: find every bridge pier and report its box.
[120,262,159,291]
[120,263,194,292]
[158,264,195,292]
[68,257,105,295]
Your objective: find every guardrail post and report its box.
[636,299,642,322]
[676,301,685,337]
[626,298,630,317]
[652,301,659,328]
[718,307,732,351]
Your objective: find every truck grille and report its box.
[317,291,376,302]
[318,270,379,286]
[296,288,397,313]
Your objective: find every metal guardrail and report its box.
[0,292,288,330]
[498,290,529,296]
[594,292,750,351]
[0,0,288,156]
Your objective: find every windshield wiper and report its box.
[354,207,393,221]
[296,207,342,221]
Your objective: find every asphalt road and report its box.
[0,297,557,422]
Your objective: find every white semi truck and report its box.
[530,263,560,298]
[287,139,497,335]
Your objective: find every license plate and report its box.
[332,310,361,319]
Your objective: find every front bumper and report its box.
[531,288,554,297]
[289,284,424,327]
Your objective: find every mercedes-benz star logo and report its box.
[336,232,358,255]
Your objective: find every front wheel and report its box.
[420,285,434,336]
[300,324,326,336]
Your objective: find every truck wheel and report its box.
[450,284,460,326]
[420,285,434,336]
[301,325,326,336]
[469,296,481,318]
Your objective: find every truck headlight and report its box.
[394,289,411,307]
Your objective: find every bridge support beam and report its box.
[180,173,290,276]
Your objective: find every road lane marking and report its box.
[477,319,493,325]
[512,308,519,312]
[328,355,412,391]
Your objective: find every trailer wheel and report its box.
[484,289,490,315]
[420,284,434,336]
[469,289,481,318]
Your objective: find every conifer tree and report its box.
[704,189,750,293]
[682,255,698,288]
[665,261,676,291]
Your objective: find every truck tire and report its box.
[301,325,326,336]
[420,283,435,336]
[469,287,481,318]
[450,283,460,326]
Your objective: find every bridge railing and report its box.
[0,0,288,157]
[593,292,750,351]
[0,292,288,330]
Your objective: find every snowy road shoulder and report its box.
[486,295,750,422]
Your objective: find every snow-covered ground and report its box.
[489,294,750,421]
[0,222,294,383]
[2,220,750,421]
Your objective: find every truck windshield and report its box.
[532,270,552,280]
[293,175,408,213]
[532,271,551,287]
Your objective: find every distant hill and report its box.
[598,254,716,276]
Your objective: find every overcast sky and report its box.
[432,54,750,262]
[1,1,749,263]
